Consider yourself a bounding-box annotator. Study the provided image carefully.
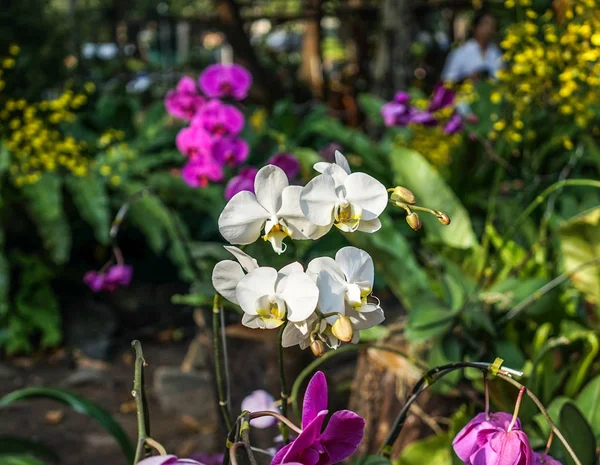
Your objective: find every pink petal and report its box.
[302,371,328,427]
[271,411,328,465]
[320,410,365,463]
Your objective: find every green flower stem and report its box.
[249,410,302,434]
[498,256,600,324]
[213,294,233,431]
[131,340,166,464]
[240,414,258,465]
[228,441,246,465]
[278,323,290,443]
[496,373,581,465]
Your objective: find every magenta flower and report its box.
[199,64,252,100]
[83,264,133,292]
[165,77,205,121]
[224,166,257,200]
[453,412,530,465]
[444,112,463,134]
[267,153,300,179]
[410,110,438,126]
[214,137,249,167]
[381,92,417,127]
[181,157,224,188]
[271,371,365,465]
[533,453,561,465]
[136,456,204,465]
[429,83,456,111]
[176,125,214,159]
[241,390,278,429]
[192,100,245,138]
[188,454,223,465]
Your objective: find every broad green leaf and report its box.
[139,100,166,141]
[558,207,600,305]
[428,336,462,393]
[575,375,600,439]
[357,93,385,126]
[0,437,58,463]
[559,402,597,465]
[20,174,71,264]
[0,388,133,462]
[484,277,555,316]
[395,433,452,465]
[353,456,391,465]
[359,325,390,342]
[406,302,456,341]
[0,456,47,465]
[533,396,570,438]
[65,174,110,244]
[389,147,478,249]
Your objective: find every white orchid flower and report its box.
[281,313,327,349]
[236,262,319,329]
[307,246,384,344]
[300,151,388,234]
[211,246,259,305]
[219,165,323,254]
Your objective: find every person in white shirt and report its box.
[441,11,502,83]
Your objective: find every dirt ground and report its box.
[0,341,220,465]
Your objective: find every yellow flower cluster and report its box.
[1,89,93,186]
[0,44,19,92]
[94,131,135,187]
[489,0,600,148]
[405,125,462,166]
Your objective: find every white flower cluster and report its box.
[212,151,388,350]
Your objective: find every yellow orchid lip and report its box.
[334,200,362,232]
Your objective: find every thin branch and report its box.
[213,294,233,431]
[132,340,150,464]
[278,323,290,443]
[249,411,302,435]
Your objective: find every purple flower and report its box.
[199,64,252,100]
[444,112,463,134]
[410,110,438,126]
[271,371,365,465]
[165,77,206,121]
[192,100,245,138]
[381,95,414,127]
[533,453,561,465]
[268,153,300,179]
[83,265,133,292]
[470,429,533,465]
[136,456,204,465]
[318,143,343,162]
[453,412,525,465]
[182,157,224,188]
[429,83,456,111]
[224,166,257,200]
[188,454,223,465]
[241,390,278,429]
[176,125,214,159]
[214,137,249,167]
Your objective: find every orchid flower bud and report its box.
[310,339,325,357]
[331,316,354,342]
[437,212,451,225]
[390,186,416,205]
[406,212,422,231]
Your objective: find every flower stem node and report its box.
[437,212,451,225]
[406,212,422,231]
[310,339,326,357]
[331,315,354,343]
[390,186,416,205]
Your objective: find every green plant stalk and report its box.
[213,294,233,431]
[132,340,151,464]
[499,256,600,323]
[278,323,290,443]
[478,164,505,279]
[240,414,259,465]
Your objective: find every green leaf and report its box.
[0,456,47,465]
[0,437,58,463]
[0,388,134,462]
[428,336,462,393]
[558,207,600,305]
[291,147,322,180]
[359,325,390,342]
[559,402,597,465]
[20,174,71,264]
[575,375,600,439]
[65,174,110,244]
[406,302,456,341]
[395,433,452,465]
[389,147,478,249]
[533,396,570,438]
[357,93,385,126]
[352,456,392,465]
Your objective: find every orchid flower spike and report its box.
[236,262,319,329]
[300,151,388,235]
[218,165,324,254]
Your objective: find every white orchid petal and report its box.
[314,161,331,173]
[219,191,269,244]
[324,164,350,188]
[224,246,259,272]
[265,230,288,254]
[278,261,304,277]
[356,217,382,233]
[347,306,385,330]
[316,270,346,318]
[278,186,322,240]
[300,174,338,227]
[254,165,289,214]
[345,283,363,307]
[335,246,375,288]
[242,313,264,329]
[334,150,351,174]
[344,172,388,221]
[236,267,278,316]
[211,260,244,305]
[360,301,381,313]
[276,272,319,322]
[307,257,345,283]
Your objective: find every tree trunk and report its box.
[371,0,414,99]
